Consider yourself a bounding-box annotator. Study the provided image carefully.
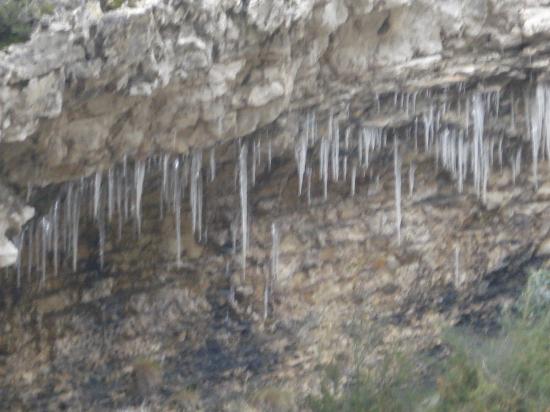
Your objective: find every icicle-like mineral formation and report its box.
[394,138,402,245]
[295,122,308,195]
[472,92,485,197]
[190,151,203,237]
[134,160,146,236]
[174,158,182,267]
[14,80,550,292]
[408,162,415,198]
[271,223,279,287]
[94,171,102,220]
[239,144,248,278]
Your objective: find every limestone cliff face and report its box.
[1,133,550,411]
[1,1,550,410]
[0,0,547,182]
[1,0,550,265]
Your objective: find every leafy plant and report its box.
[307,313,417,412]
[435,270,550,412]
[306,270,550,412]
[0,0,55,49]
[306,351,417,412]
[0,0,33,49]
[100,0,126,12]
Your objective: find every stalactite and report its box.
[267,139,272,172]
[310,111,317,146]
[358,129,364,167]
[134,160,146,236]
[331,117,340,182]
[252,142,257,187]
[197,170,203,242]
[423,104,434,152]
[408,162,415,198]
[263,269,269,321]
[231,219,237,256]
[13,80,550,291]
[72,188,80,272]
[458,132,464,193]
[108,168,114,222]
[320,136,329,201]
[270,223,279,291]
[160,154,169,219]
[53,200,59,277]
[530,84,545,190]
[190,151,203,236]
[498,137,503,171]
[174,157,182,267]
[472,92,485,197]
[482,148,489,203]
[117,171,123,241]
[40,218,48,286]
[210,147,216,182]
[512,147,522,185]
[27,220,33,279]
[93,171,102,220]
[394,138,402,245]
[64,184,72,254]
[343,127,350,181]
[239,144,248,279]
[295,124,308,195]
[351,161,357,197]
[98,210,105,270]
[304,166,311,206]
[465,98,470,133]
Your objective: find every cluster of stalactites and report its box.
[291,82,544,244]
[15,151,209,288]
[14,80,550,291]
[525,82,550,190]
[14,129,282,291]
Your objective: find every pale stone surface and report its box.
[0,184,34,267]
[0,0,548,258]
[1,0,550,408]
[0,0,548,187]
[521,7,550,37]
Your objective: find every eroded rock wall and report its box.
[2,1,550,410]
[0,0,548,183]
[1,140,550,410]
[2,0,550,266]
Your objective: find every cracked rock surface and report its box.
[1,142,550,410]
[1,0,550,265]
[1,1,550,410]
[0,0,548,184]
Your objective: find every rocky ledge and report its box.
[3,0,550,265]
[1,0,550,181]
[1,1,550,410]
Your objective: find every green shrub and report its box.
[0,0,34,49]
[39,2,54,16]
[306,316,418,412]
[435,270,550,412]
[0,0,55,49]
[306,270,550,412]
[100,0,126,12]
[306,352,415,412]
